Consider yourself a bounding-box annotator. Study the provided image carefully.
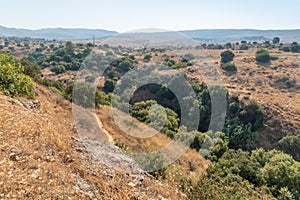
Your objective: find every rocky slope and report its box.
[0,85,185,199]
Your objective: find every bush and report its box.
[270,55,279,60]
[291,44,300,53]
[281,46,291,52]
[181,53,195,62]
[256,49,271,63]
[130,100,179,138]
[143,54,152,61]
[279,135,300,161]
[221,63,237,72]
[273,37,280,44]
[103,79,116,93]
[50,65,66,74]
[221,50,235,63]
[20,59,41,80]
[85,75,96,83]
[0,52,35,98]
[239,44,249,50]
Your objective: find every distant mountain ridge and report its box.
[179,29,300,43]
[1,25,300,42]
[0,25,118,40]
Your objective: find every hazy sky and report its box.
[1,0,299,32]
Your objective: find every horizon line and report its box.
[1,25,300,33]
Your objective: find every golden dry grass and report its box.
[0,85,187,199]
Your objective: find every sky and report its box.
[1,0,300,32]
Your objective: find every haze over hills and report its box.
[179,29,300,43]
[1,25,300,42]
[0,25,118,40]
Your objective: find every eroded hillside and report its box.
[0,85,186,199]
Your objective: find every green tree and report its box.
[103,79,116,93]
[20,59,41,80]
[273,37,280,44]
[221,63,237,72]
[0,52,35,98]
[256,49,271,63]
[143,54,152,62]
[65,41,75,55]
[220,50,235,63]
[50,65,66,74]
[182,53,195,62]
[279,135,300,161]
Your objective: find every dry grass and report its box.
[155,48,300,149]
[96,106,210,181]
[0,85,187,199]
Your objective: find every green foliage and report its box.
[221,63,237,72]
[72,83,96,108]
[175,128,228,162]
[143,54,152,61]
[224,100,264,150]
[221,50,235,63]
[278,187,295,200]
[181,53,195,62]
[65,41,75,55]
[238,100,264,130]
[0,52,35,98]
[192,148,300,199]
[50,65,66,74]
[188,174,273,200]
[263,152,300,198]
[20,59,41,80]
[134,152,167,179]
[291,43,300,53]
[280,46,291,52]
[172,62,190,69]
[279,135,300,161]
[239,44,249,50]
[129,100,179,138]
[273,37,280,44]
[85,75,96,83]
[256,49,271,63]
[103,79,116,93]
[270,55,279,60]
[275,76,297,89]
[255,49,271,63]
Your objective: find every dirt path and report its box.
[93,113,114,144]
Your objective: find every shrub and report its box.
[50,65,66,74]
[181,53,195,62]
[273,37,280,44]
[103,79,116,93]
[221,50,235,63]
[291,44,300,53]
[270,55,279,60]
[279,135,300,161]
[239,44,249,50]
[143,54,152,61]
[0,52,35,98]
[21,59,41,80]
[85,75,96,83]
[281,46,291,52]
[221,63,237,72]
[256,49,271,63]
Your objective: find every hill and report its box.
[0,85,186,199]
[0,25,117,40]
[2,25,300,43]
[180,29,300,43]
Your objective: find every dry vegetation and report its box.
[149,48,300,149]
[0,85,187,199]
